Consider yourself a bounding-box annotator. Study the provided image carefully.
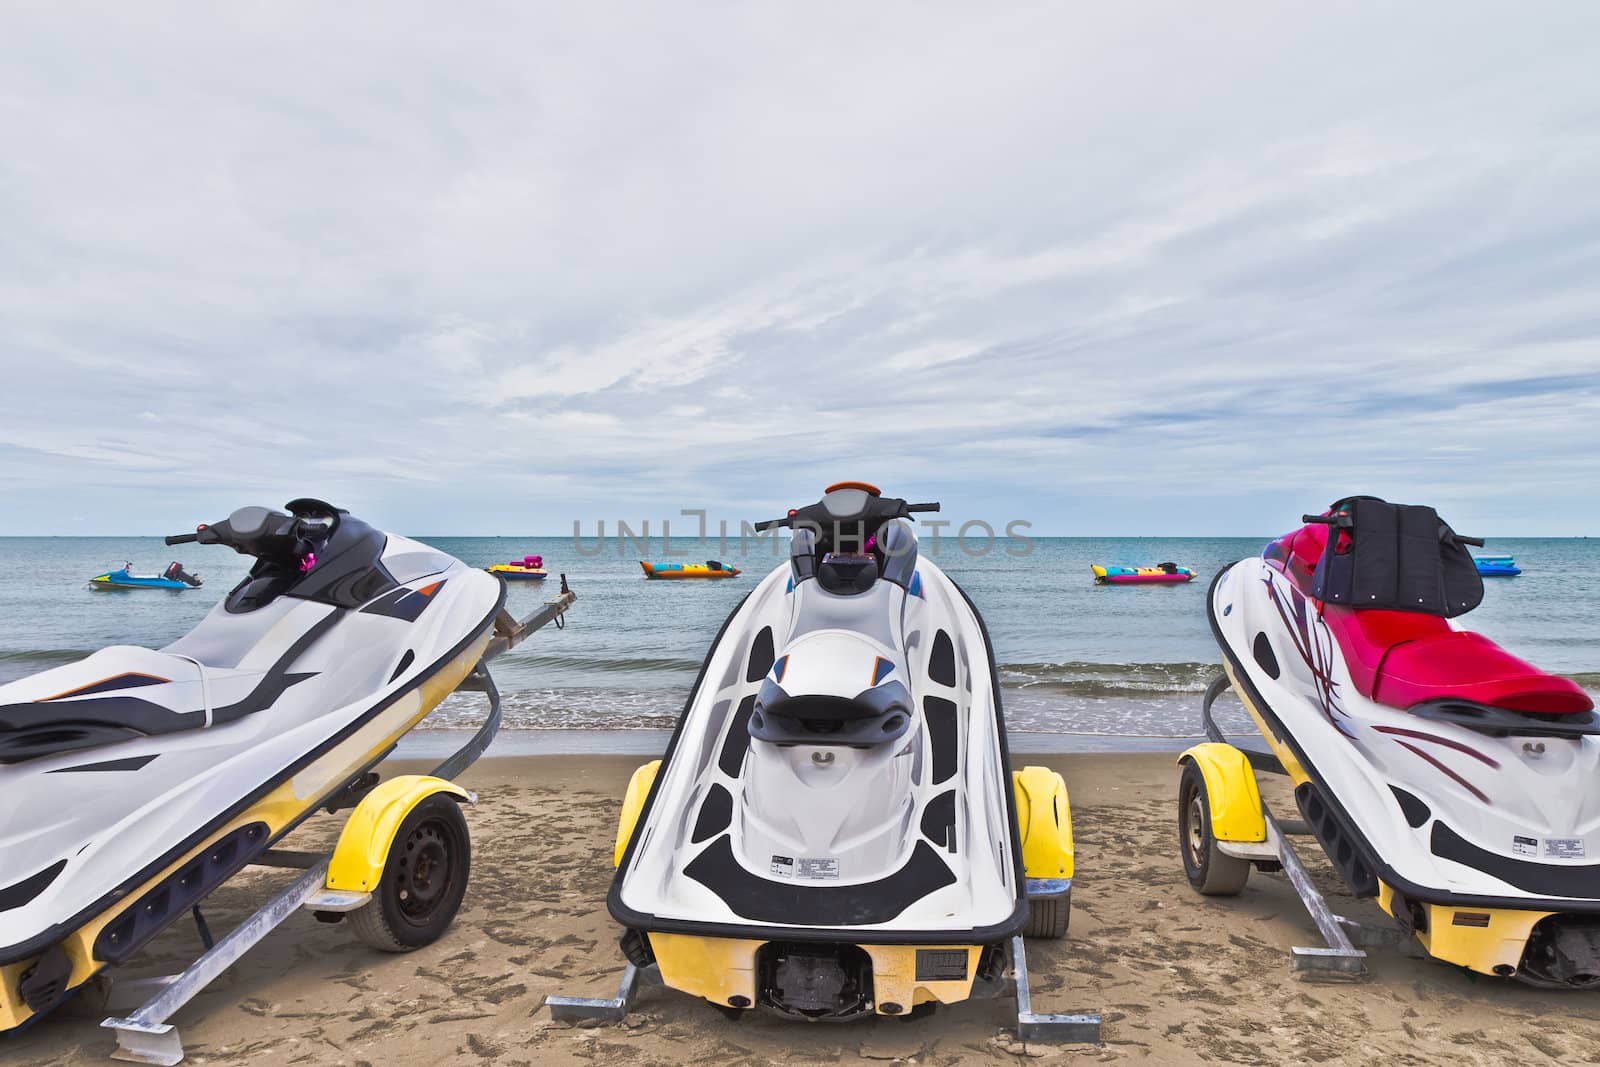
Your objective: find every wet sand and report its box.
[11,753,1600,1066]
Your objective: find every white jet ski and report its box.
[1181,496,1600,986]
[598,482,1083,1026]
[0,500,505,1032]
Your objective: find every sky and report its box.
[2,4,1599,536]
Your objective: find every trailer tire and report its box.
[1179,761,1250,896]
[351,794,471,951]
[1023,893,1071,939]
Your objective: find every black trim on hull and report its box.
[1209,562,1600,915]
[0,861,67,914]
[684,836,957,925]
[0,577,506,967]
[46,755,159,774]
[1432,822,1600,898]
[607,571,1031,946]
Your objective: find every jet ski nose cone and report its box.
[768,632,900,699]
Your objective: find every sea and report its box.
[3,536,1596,754]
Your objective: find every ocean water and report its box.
[2,535,1596,745]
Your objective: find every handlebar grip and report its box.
[165,532,200,545]
[1456,535,1486,547]
[905,502,941,513]
[753,518,791,532]
[1301,514,1334,525]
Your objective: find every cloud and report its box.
[2,4,1599,534]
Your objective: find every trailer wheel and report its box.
[1179,761,1250,896]
[1023,893,1071,939]
[351,795,471,951]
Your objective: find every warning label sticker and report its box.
[1545,838,1586,860]
[797,857,840,880]
[770,855,795,876]
[1513,835,1538,857]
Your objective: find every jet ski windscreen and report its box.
[1311,498,1483,617]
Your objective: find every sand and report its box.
[10,752,1600,1066]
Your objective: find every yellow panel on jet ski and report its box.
[1376,882,1552,978]
[647,935,986,1014]
[650,933,763,1008]
[863,944,983,1010]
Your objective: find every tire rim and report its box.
[395,819,454,922]
[1185,790,1205,868]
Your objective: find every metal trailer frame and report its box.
[98,579,578,1065]
[545,878,1102,1045]
[1199,675,1406,981]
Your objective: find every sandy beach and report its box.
[10,751,1600,1066]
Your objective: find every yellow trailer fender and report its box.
[1012,766,1074,879]
[1178,743,1266,843]
[327,775,472,892]
[614,760,661,867]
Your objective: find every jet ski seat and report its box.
[0,650,224,763]
[1272,522,1592,715]
[1322,606,1593,715]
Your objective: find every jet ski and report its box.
[0,499,507,1035]
[1475,554,1522,577]
[89,562,202,590]
[571,483,1094,1035]
[1179,496,1600,986]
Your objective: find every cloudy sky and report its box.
[3,4,1598,535]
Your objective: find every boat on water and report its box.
[1091,563,1196,585]
[89,562,202,590]
[487,555,548,580]
[639,560,741,580]
[1475,554,1522,577]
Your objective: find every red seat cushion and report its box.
[1321,606,1593,714]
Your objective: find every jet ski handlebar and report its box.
[165,504,337,560]
[755,498,941,531]
[1300,513,1485,546]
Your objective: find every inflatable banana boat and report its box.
[640,561,741,579]
[1091,563,1195,585]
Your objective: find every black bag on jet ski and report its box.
[1309,496,1483,617]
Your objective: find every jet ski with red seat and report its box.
[1177,496,1600,987]
[0,500,506,1035]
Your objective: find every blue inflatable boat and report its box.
[1474,554,1521,577]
